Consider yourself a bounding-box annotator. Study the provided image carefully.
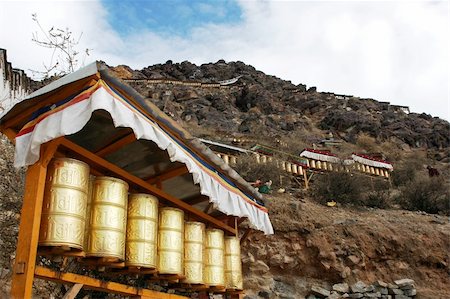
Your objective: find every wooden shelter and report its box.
[0,61,273,299]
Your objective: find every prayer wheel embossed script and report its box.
[87,176,128,260]
[83,175,95,250]
[39,158,90,250]
[204,229,225,286]
[182,222,205,284]
[125,193,158,268]
[224,236,243,290]
[158,207,184,275]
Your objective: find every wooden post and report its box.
[303,170,309,189]
[62,283,84,299]
[10,140,60,299]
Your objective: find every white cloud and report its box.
[0,0,448,120]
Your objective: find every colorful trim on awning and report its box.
[14,79,274,234]
[352,154,393,170]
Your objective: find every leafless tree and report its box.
[30,13,91,79]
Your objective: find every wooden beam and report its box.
[183,195,209,206]
[10,140,60,299]
[62,283,83,299]
[2,78,97,130]
[34,266,187,299]
[59,138,236,235]
[146,166,189,184]
[1,127,17,144]
[95,132,136,157]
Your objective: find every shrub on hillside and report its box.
[397,176,450,215]
[233,153,283,188]
[365,190,391,209]
[312,172,365,205]
[313,172,393,208]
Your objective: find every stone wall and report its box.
[0,49,31,119]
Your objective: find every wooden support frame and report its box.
[146,165,189,184]
[95,132,136,157]
[35,266,187,299]
[59,138,237,235]
[10,139,61,299]
[62,283,83,299]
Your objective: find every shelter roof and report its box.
[0,61,273,234]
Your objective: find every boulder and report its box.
[310,285,330,298]
[351,281,368,293]
[333,283,349,293]
[394,279,415,289]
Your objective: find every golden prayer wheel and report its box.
[356,163,361,171]
[261,155,267,163]
[39,158,90,250]
[86,176,129,260]
[182,222,205,284]
[158,207,184,275]
[298,166,304,175]
[316,161,322,169]
[224,236,243,290]
[292,164,298,174]
[83,175,95,250]
[126,194,158,268]
[375,168,380,176]
[310,160,316,169]
[286,162,292,173]
[328,163,333,171]
[370,166,375,174]
[204,229,225,287]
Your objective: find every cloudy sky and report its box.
[1,0,449,120]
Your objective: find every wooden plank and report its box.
[2,78,97,130]
[10,140,60,299]
[62,283,83,299]
[95,132,136,157]
[59,138,237,235]
[184,195,209,206]
[1,127,17,144]
[34,266,187,299]
[146,165,189,184]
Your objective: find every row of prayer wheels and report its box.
[279,161,305,175]
[216,153,238,165]
[354,163,390,177]
[38,158,243,289]
[304,158,338,172]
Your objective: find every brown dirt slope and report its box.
[242,194,450,299]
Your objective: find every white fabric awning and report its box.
[351,154,393,170]
[14,79,274,234]
[300,150,341,163]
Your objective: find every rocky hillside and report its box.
[0,60,449,298]
[112,60,450,158]
[241,194,450,299]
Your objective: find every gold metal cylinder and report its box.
[39,158,90,250]
[86,176,128,260]
[83,175,95,250]
[182,222,205,284]
[204,229,225,287]
[310,160,316,169]
[126,194,159,268]
[158,207,184,275]
[224,236,243,290]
